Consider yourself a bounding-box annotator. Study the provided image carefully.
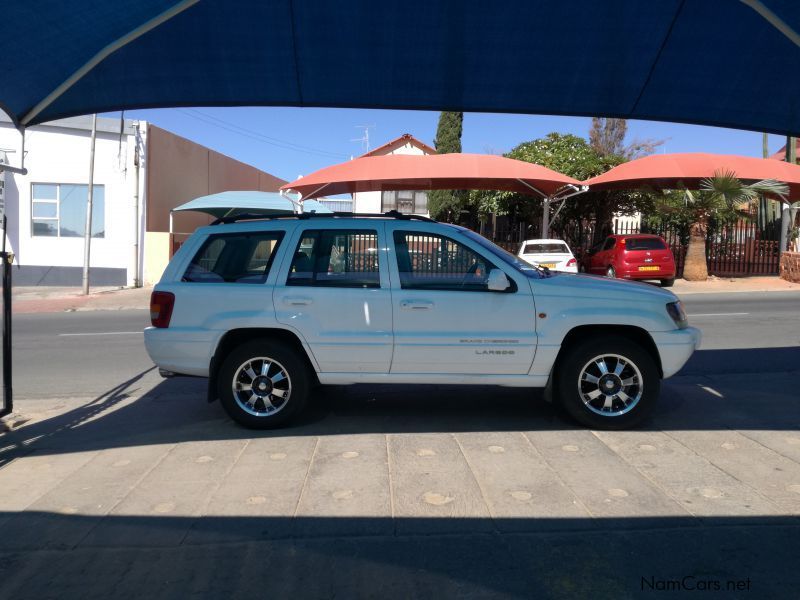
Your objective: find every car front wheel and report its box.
[555,336,660,430]
[217,339,310,429]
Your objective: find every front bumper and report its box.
[651,326,701,378]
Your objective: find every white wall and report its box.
[0,117,146,286]
[351,141,429,214]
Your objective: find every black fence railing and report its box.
[483,215,780,278]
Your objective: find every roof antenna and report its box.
[351,125,374,152]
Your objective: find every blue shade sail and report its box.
[2,1,800,135]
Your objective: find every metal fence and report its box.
[483,214,780,278]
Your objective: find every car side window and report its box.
[602,237,616,251]
[182,231,284,284]
[393,230,497,291]
[287,229,380,288]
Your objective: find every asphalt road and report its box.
[6,290,800,400]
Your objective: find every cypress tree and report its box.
[428,111,466,221]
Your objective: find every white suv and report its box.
[145,213,700,430]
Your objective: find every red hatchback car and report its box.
[580,234,676,287]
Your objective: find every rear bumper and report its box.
[144,326,216,377]
[651,327,701,378]
[618,267,676,280]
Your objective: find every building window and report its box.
[31,183,105,238]
[381,190,428,214]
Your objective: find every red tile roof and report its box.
[361,133,437,157]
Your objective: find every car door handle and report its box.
[400,300,433,310]
[283,296,313,306]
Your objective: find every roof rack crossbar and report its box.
[212,210,436,225]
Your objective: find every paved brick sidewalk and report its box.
[11,285,152,314]
[1,370,799,598]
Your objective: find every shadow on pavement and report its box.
[1,347,798,462]
[0,512,796,599]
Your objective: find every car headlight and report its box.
[666,301,688,329]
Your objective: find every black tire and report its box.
[660,278,675,288]
[555,336,660,430]
[217,339,310,429]
[606,266,616,278]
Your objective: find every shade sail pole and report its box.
[740,0,800,49]
[298,183,330,201]
[20,0,200,126]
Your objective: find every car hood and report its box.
[532,272,678,303]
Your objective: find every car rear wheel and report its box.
[555,336,660,430]
[217,339,309,429]
[606,266,616,278]
[660,278,675,288]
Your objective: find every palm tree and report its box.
[678,171,788,281]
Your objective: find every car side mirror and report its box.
[487,269,511,291]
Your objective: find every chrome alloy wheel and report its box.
[232,357,292,417]
[577,354,643,417]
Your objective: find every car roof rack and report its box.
[212,210,436,225]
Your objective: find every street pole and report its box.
[82,114,97,295]
[133,123,141,288]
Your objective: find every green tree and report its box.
[473,133,648,243]
[428,112,468,221]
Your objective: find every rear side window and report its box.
[287,229,380,288]
[523,242,570,254]
[625,237,667,250]
[602,237,616,251]
[182,231,284,284]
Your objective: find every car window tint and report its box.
[183,231,284,284]
[287,229,380,288]
[394,231,496,291]
[625,237,667,250]
[523,242,570,254]
[602,237,616,251]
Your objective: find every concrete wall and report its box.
[0,116,143,286]
[145,125,287,235]
[141,125,288,284]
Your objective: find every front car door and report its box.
[387,223,536,375]
[274,224,393,373]
[590,237,616,274]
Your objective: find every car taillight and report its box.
[566,258,577,267]
[150,291,175,328]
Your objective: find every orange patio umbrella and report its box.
[282,153,585,200]
[585,152,800,197]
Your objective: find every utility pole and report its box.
[82,114,97,295]
[133,122,141,288]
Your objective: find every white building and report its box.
[0,114,144,286]
[351,133,436,215]
[0,114,286,286]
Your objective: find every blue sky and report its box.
[115,106,790,184]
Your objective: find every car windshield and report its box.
[625,237,666,250]
[522,242,570,254]
[455,227,545,278]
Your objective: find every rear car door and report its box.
[274,224,393,373]
[387,224,536,375]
